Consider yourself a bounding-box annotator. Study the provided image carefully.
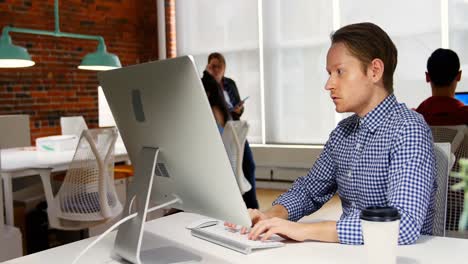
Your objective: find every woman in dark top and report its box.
[202,52,259,209]
[202,72,230,132]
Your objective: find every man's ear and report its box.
[425,72,431,83]
[456,70,462,82]
[368,58,384,83]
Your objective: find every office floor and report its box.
[256,188,342,221]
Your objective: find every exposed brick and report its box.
[80,20,95,27]
[0,0,160,142]
[12,6,28,12]
[16,93,31,98]
[96,5,111,11]
[165,0,176,58]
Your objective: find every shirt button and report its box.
[347,172,352,177]
[356,143,361,149]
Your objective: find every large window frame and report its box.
[172,0,468,146]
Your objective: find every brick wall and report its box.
[0,0,159,143]
[164,0,176,58]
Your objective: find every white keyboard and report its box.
[190,223,285,254]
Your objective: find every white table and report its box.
[0,144,129,226]
[4,212,468,264]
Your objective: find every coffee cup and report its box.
[360,206,401,264]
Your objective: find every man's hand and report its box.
[224,204,339,243]
[249,217,339,243]
[224,208,269,233]
[249,217,311,242]
[224,205,289,234]
[225,209,309,242]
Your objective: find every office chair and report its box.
[221,120,252,194]
[0,115,27,261]
[40,127,123,230]
[0,114,31,149]
[430,125,468,238]
[60,116,88,137]
[430,125,466,155]
[432,143,451,237]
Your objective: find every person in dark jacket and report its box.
[202,52,259,209]
[202,72,230,132]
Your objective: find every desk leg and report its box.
[37,169,57,228]
[37,169,54,207]
[2,174,13,226]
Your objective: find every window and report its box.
[175,0,465,144]
[176,0,337,144]
[262,0,335,144]
[176,0,262,142]
[449,0,468,93]
[341,0,441,109]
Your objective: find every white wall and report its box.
[251,144,323,189]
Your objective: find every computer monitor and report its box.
[98,56,251,263]
[455,92,468,105]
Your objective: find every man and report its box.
[202,52,260,209]
[229,22,436,245]
[416,48,468,125]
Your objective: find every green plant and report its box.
[451,158,468,231]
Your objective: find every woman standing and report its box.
[202,52,259,209]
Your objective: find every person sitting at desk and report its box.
[228,22,437,245]
[415,48,468,125]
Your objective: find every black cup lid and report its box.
[360,206,401,222]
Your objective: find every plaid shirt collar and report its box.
[358,93,397,133]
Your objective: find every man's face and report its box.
[325,42,376,117]
[207,58,225,82]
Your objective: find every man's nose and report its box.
[325,77,334,91]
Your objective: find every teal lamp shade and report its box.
[78,42,121,71]
[0,34,35,68]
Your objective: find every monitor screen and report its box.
[455,92,468,105]
[98,56,251,226]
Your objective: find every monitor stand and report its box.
[113,147,199,264]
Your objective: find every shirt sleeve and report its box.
[273,134,338,222]
[388,121,436,245]
[336,209,363,244]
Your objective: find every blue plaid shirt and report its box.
[273,94,436,245]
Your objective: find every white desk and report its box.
[0,144,128,226]
[5,212,468,264]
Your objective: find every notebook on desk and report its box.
[190,222,285,254]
